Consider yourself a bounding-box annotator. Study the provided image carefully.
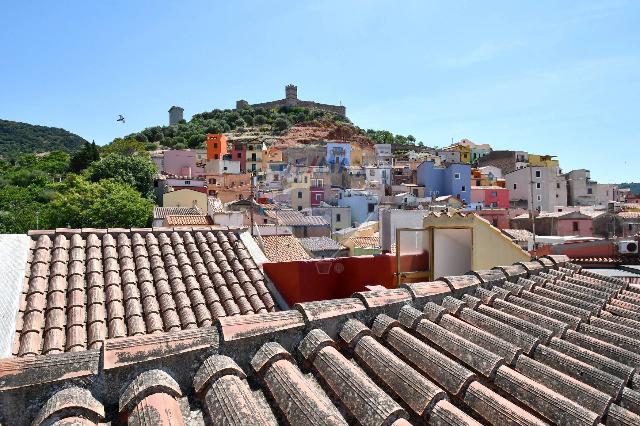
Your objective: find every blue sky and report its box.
[1,1,638,182]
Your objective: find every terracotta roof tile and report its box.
[12,228,278,358]
[6,259,640,426]
[265,210,330,226]
[260,235,310,263]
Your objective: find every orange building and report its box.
[206,134,228,160]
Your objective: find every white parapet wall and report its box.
[0,234,30,358]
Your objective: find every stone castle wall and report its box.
[235,85,346,116]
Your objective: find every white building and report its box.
[505,166,567,212]
[205,158,242,175]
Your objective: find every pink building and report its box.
[471,186,509,209]
[231,142,247,173]
[163,150,205,177]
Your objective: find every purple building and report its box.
[417,161,471,204]
[163,150,205,177]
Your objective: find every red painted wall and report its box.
[471,187,509,208]
[310,188,324,207]
[263,253,429,306]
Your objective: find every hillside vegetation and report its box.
[619,182,640,196]
[119,106,425,150]
[0,119,87,158]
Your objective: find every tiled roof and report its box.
[164,215,213,226]
[298,236,345,253]
[11,227,276,358]
[502,228,534,242]
[153,206,202,219]
[261,235,310,263]
[346,234,380,249]
[5,257,640,425]
[619,212,640,219]
[265,210,330,226]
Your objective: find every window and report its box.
[572,221,579,232]
[237,153,242,159]
[461,186,466,192]
[251,153,257,161]
[298,206,303,211]
[630,224,633,231]
[248,145,253,150]
[304,176,308,183]
[208,178,216,184]
[535,170,541,178]
[370,169,375,176]
[368,203,375,213]
[298,191,303,199]
[315,194,322,201]
[536,183,541,189]
[513,183,517,190]
[185,180,191,185]
[223,167,227,171]
[536,195,542,201]
[491,191,497,197]
[251,163,256,171]
[476,180,481,186]
[454,173,461,179]
[213,143,218,148]
[556,182,561,189]
[336,213,341,222]
[214,154,219,160]
[587,188,593,195]
[556,194,559,198]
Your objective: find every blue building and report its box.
[326,142,351,167]
[417,161,471,204]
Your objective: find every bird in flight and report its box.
[117,114,125,123]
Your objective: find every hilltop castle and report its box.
[236,84,346,117]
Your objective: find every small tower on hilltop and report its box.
[168,106,184,125]
[285,84,298,106]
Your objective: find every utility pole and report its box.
[250,172,255,236]
[529,166,537,258]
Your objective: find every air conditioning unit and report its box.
[618,240,639,254]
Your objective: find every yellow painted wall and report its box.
[163,189,208,209]
[447,144,471,163]
[528,154,559,168]
[423,213,530,271]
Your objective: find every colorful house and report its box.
[416,161,471,204]
[231,141,247,172]
[326,142,351,167]
[528,154,559,168]
[206,134,228,160]
[444,143,471,164]
[470,186,510,209]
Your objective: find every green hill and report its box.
[0,119,88,158]
[119,106,425,150]
[120,106,351,150]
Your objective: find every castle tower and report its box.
[168,106,184,125]
[285,84,298,106]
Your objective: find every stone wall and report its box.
[235,85,346,116]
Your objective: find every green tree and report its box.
[87,154,157,199]
[43,176,153,228]
[0,184,48,233]
[69,141,100,173]
[273,117,290,132]
[102,138,147,156]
